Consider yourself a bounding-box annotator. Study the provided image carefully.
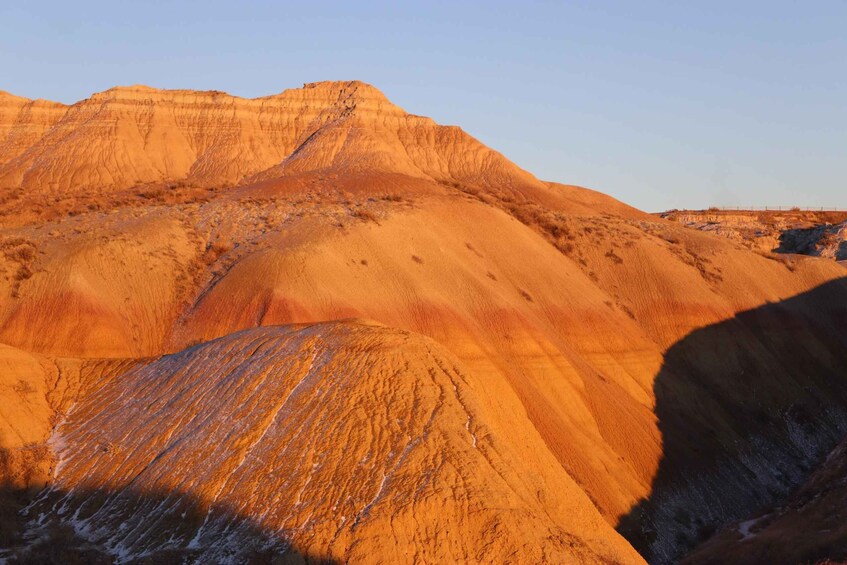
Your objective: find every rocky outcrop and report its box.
[658,209,847,262]
[777,220,847,261]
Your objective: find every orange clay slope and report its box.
[1,81,847,563]
[35,321,642,563]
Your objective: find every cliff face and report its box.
[0,81,538,195]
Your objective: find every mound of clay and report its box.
[35,321,642,563]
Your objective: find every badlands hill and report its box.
[1,81,847,563]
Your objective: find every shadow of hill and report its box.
[0,480,338,564]
[617,277,847,564]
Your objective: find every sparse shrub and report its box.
[202,242,232,265]
[0,237,27,249]
[557,241,575,255]
[4,245,36,263]
[605,250,624,264]
[411,255,423,264]
[138,188,164,200]
[14,264,33,281]
[12,379,36,395]
[619,303,636,319]
[518,288,534,302]
[775,255,798,272]
[351,208,378,223]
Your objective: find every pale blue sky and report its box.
[2,1,845,211]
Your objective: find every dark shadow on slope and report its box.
[0,480,338,564]
[681,433,847,565]
[776,225,847,260]
[776,226,827,256]
[617,277,847,564]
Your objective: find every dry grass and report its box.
[351,208,379,223]
[604,250,624,265]
[12,380,36,395]
[1,238,38,296]
[202,241,232,266]
[14,264,33,281]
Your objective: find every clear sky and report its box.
[2,1,845,211]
